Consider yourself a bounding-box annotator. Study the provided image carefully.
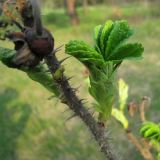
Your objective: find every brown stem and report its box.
[45,53,117,160]
[140,138,152,150]
[139,97,149,122]
[126,130,154,160]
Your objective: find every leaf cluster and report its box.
[65,20,143,122]
[140,121,160,142]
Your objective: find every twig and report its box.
[139,96,149,122]
[126,130,154,160]
[45,53,117,160]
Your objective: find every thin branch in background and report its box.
[139,96,150,122]
[126,130,154,160]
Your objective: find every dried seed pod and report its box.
[25,28,54,59]
[24,0,54,59]
[7,31,40,67]
[13,42,40,67]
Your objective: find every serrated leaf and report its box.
[100,20,114,56]
[94,25,103,53]
[112,108,129,129]
[105,20,134,60]
[109,43,144,61]
[65,40,104,66]
[94,21,114,57]
[94,25,102,45]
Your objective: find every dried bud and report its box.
[128,102,137,117]
[25,28,54,59]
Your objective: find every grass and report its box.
[0,2,160,160]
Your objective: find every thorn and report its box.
[72,85,81,93]
[60,99,67,104]
[12,20,24,31]
[59,93,64,99]
[72,88,78,93]
[48,95,57,100]
[79,98,88,104]
[59,56,72,64]
[53,44,64,54]
[59,94,67,104]
[65,113,77,122]
[113,61,122,71]
[66,76,74,81]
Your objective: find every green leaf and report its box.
[105,20,134,60]
[94,25,103,53]
[65,40,104,66]
[140,122,160,142]
[94,21,114,57]
[94,25,102,45]
[109,43,144,61]
[100,20,114,56]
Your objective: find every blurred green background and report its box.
[0,0,160,159]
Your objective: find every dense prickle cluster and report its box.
[66,20,144,123]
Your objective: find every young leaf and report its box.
[100,20,114,56]
[94,25,103,53]
[105,20,133,60]
[94,21,114,57]
[112,108,129,129]
[118,79,129,111]
[94,25,102,45]
[109,43,144,61]
[140,122,160,142]
[65,40,104,66]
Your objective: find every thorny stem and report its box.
[8,0,117,159]
[45,53,117,160]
